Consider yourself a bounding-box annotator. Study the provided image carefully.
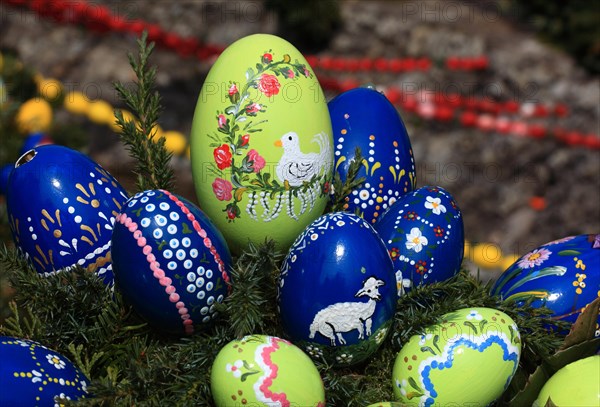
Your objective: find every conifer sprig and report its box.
[218,240,284,339]
[113,31,174,192]
[329,147,366,213]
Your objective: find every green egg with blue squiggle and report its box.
[392,307,521,406]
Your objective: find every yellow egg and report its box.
[37,78,63,101]
[63,91,90,115]
[471,243,503,269]
[87,100,114,125]
[163,131,187,155]
[464,240,473,258]
[190,34,333,253]
[15,98,53,134]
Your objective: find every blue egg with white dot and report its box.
[111,189,232,335]
[6,145,128,285]
[375,186,464,296]
[0,336,89,406]
[279,212,397,366]
[328,87,416,226]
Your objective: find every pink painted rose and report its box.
[246,103,262,115]
[247,149,265,173]
[212,178,233,201]
[213,144,232,170]
[217,114,227,128]
[228,83,238,96]
[287,69,295,78]
[257,73,280,97]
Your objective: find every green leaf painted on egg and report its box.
[464,320,478,334]
[408,376,423,392]
[558,250,580,256]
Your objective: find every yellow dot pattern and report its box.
[0,338,88,406]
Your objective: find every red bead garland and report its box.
[2,0,597,150]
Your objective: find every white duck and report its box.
[274,131,332,187]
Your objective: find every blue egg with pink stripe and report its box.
[111,189,232,335]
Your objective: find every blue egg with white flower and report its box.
[6,145,128,285]
[375,186,464,296]
[0,336,89,406]
[492,234,600,330]
[328,87,416,226]
[278,212,397,366]
[111,189,232,335]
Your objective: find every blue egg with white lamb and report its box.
[278,212,397,366]
[328,87,416,226]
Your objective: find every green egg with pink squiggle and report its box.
[211,335,325,406]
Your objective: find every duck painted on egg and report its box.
[492,234,600,332]
[191,34,333,254]
[328,87,416,225]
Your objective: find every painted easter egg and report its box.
[392,307,521,405]
[211,335,325,407]
[0,336,89,406]
[328,87,416,225]
[0,163,12,195]
[111,189,232,335]
[19,132,53,155]
[366,403,404,407]
[279,212,397,366]
[190,33,333,254]
[534,355,600,407]
[6,145,128,284]
[375,186,464,296]
[491,234,600,329]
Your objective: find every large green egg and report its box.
[535,355,600,406]
[392,307,521,405]
[191,34,333,253]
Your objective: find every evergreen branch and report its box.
[329,147,366,212]
[113,31,174,192]
[217,240,284,339]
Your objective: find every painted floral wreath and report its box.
[207,51,328,222]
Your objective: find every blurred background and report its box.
[1,0,599,280]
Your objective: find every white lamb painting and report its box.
[309,276,385,346]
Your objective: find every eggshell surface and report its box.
[6,145,128,284]
[392,307,521,406]
[492,234,600,329]
[211,335,325,407]
[111,189,231,335]
[328,87,416,225]
[191,34,333,254]
[375,186,464,295]
[0,336,89,406]
[279,212,397,365]
[534,355,600,407]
